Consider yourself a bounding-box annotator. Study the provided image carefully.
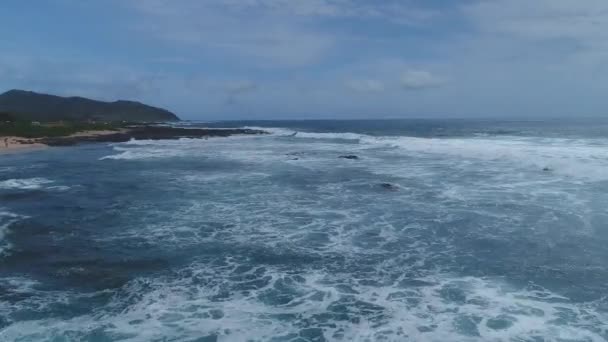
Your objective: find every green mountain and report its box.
[0,89,180,122]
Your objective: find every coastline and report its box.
[0,136,47,154]
[1,126,267,154]
[0,130,125,154]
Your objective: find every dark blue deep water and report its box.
[1,119,608,341]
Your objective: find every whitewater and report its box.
[1,119,607,341]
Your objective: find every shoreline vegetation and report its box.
[0,119,267,153]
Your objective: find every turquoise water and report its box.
[1,119,608,341]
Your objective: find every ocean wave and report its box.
[100,136,256,160]
[361,135,608,181]
[100,139,197,160]
[0,178,69,191]
[100,129,608,181]
[0,210,26,256]
[100,148,189,160]
[100,134,282,162]
[3,123,607,341]
[243,126,297,136]
[249,127,608,181]
[0,178,53,190]
[246,126,367,141]
[0,166,17,173]
[2,266,605,342]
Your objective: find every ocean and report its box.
[1,119,607,341]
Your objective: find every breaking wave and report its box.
[4,120,607,341]
[104,127,608,181]
[0,178,69,191]
[0,210,26,256]
[1,265,606,341]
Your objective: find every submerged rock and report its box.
[379,183,399,191]
[339,155,359,160]
[486,315,517,330]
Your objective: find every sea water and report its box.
[1,119,607,341]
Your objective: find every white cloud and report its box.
[125,0,442,68]
[223,80,258,105]
[224,80,257,93]
[467,0,608,40]
[465,0,608,65]
[7,0,608,118]
[400,70,445,90]
[345,79,384,92]
[0,55,164,101]
[218,0,440,25]
[128,0,335,67]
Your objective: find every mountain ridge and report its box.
[0,89,180,122]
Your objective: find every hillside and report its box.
[0,90,180,122]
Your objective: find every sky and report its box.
[1,0,608,120]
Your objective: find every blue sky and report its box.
[1,0,607,120]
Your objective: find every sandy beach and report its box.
[0,136,47,153]
[66,129,128,138]
[0,127,264,153]
[0,130,127,154]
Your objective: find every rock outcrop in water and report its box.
[379,183,399,191]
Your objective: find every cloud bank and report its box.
[1,0,607,119]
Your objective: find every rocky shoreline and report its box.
[0,125,268,153]
[2,126,268,150]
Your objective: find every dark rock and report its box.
[398,279,435,287]
[417,325,437,333]
[486,315,516,330]
[453,315,481,337]
[339,155,359,160]
[189,335,218,342]
[439,285,467,304]
[299,327,326,342]
[379,183,399,191]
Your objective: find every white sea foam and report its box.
[100,136,262,160]
[245,126,368,141]
[181,171,270,184]
[2,127,607,341]
[0,166,16,173]
[0,210,26,256]
[0,276,73,332]
[2,267,605,342]
[100,139,199,160]
[250,129,608,181]
[243,126,296,136]
[0,177,69,191]
[277,128,608,180]
[100,148,188,160]
[0,277,39,294]
[362,135,608,180]
[0,178,53,190]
